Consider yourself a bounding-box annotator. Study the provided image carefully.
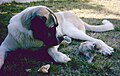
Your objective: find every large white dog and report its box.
[0,6,114,69]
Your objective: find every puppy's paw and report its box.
[55,52,71,63]
[79,40,114,56]
[49,51,71,63]
[95,40,114,55]
[98,47,114,55]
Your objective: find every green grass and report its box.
[0,0,120,76]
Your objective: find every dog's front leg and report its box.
[48,45,71,63]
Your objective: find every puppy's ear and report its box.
[21,8,38,30]
[46,8,58,27]
[45,14,56,28]
[41,16,47,22]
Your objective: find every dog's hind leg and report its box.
[48,45,71,63]
[62,25,114,55]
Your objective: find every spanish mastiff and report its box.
[0,6,114,69]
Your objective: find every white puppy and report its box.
[0,6,114,69]
[79,41,102,63]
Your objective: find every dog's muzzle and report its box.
[30,16,63,48]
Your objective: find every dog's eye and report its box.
[42,16,47,22]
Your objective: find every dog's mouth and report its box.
[43,26,63,47]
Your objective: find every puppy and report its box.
[79,41,102,63]
[0,6,115,69]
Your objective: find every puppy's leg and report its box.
[48,45,71,63]
[63,26,114,55]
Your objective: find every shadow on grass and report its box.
[0,47,56,76]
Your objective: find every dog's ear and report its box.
[45,14,56,28]
[21,7,38,30]
[46,8,58,28]
[21,6,58,29]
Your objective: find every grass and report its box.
[0,0,120,76]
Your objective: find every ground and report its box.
[0,0,120,76]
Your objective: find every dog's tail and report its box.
[84,20,114,32]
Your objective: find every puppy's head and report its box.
[21,6,62,47]
[79,41,100,63]
[21,6,58,28]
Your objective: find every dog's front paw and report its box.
[79,40,114,56]
[49,51,71,63]
[98,47,114,55]
[95,40,114,55]
[55,52,71,63]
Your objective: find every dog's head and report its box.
[21,6,63,47]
